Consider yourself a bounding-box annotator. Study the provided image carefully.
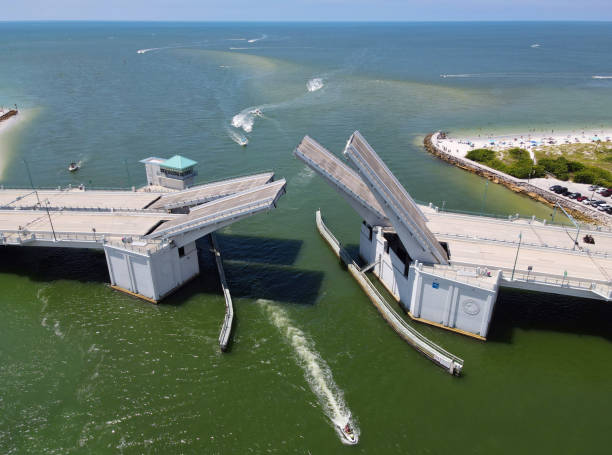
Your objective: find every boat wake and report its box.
[259,299,359,444]
[530,43,541,48]
[137,47,161,54]
[307,77,324,92]
[227,128,249,147]
[248,34,267,43]
[593,75,612,79]
[440,74,478,78]
[231,107,264,133]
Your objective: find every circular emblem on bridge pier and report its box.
[461,299,480,316]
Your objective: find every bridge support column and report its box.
[104,241,199,302]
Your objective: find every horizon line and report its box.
[2,19,612,23]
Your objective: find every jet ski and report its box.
[336,422,358,445]
[68,162,80,172]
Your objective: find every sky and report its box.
[2,0,612,22]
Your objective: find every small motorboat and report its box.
[336,422,358,445]
[238,137,248,147]
[68,162,80,172]
[251,108,263,117]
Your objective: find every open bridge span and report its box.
[295,132,611,340]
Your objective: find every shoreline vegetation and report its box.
[424,132,612,226]
[466,146,612,187]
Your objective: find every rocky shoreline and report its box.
[424,131,611,226]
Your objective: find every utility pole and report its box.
[43,199,57,242]
[511,232,523,281]
[23,159,41,205]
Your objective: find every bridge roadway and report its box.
[294,136,390,227]
[421,207,612,284]
[0,172,275,212]
[0,179,287,249]
[295,133,612,291]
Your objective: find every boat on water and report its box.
[68,162,80,172]
[238,137,248,147]
[336,422,358,445]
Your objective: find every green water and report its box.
[1,22,611,454]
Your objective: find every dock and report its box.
[315,210,464,375]
[211,233,234,352]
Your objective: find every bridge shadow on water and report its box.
[212,234,323,306]
[488,288,612,343]
[0,234,323,307]
[214,233,303,267]
[0,245,109,284]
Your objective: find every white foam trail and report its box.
[248,34,267,43]
[530,43,541,48]
[231,107,263,133]
[306,78,324,92]
[137,48,160,54]
[227,38,247,41]
[229,47,254,50]
[259,299,358,443]
[440,74,477,78]
[227,128,249,146]
[593,75,612,79]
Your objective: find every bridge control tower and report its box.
[141,155,198,190]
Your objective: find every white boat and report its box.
[336,422,358,445]
[238,137,248,147]
[68,162,80,172]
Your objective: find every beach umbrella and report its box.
[592,136,601,141]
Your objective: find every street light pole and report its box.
[511,232,523,281]
[23,159,41,205]
[43,200,57,242]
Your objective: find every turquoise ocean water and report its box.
[0,22,611,454]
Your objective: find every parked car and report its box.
[569,192,581,199]
[591,200,605,207]
[606,207,612,215]
[589,185,599,191]
[601,190,612,197]
[598,204,611,211]
[576,196,587,202]
[562,190,572,196]
[554,186,568,194]
[583,198,592,204]
[550,185,562,191]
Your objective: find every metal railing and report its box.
[0,229,168,255]
[148,198,274,238]
[417,263,498,291]
[347,148,448,264]
[450,260,612,300]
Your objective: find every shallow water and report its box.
[0,22,611,454]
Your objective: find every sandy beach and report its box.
[426,130,612,225]
[433,127,612,198]
[434,127,612,161]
